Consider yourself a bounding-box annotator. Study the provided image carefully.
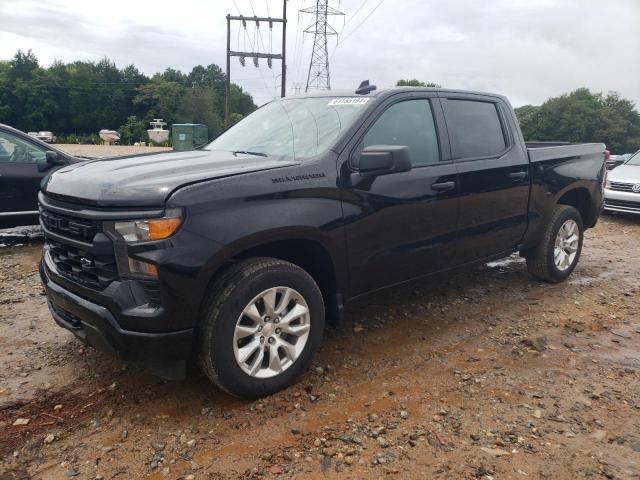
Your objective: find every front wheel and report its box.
[199,257,325,399]
[525,205,584,283]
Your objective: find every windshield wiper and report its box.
[232,150,268,157]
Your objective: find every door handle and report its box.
[431,181,456,192]
[509,171,527,181]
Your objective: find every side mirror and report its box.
[354,145,412,177]
[39,150,66,172]
[46,150,63,165]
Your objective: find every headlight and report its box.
[111,212,183,279]
[114,217,182,243]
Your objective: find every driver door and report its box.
[0,130,49,227]
[341,95,461,297]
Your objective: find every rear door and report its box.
[0,130,50,227]
[341,93,460,296]
[440,94,529,262]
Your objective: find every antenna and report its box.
[355,80,376,95]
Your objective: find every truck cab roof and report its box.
[280,86,509,103]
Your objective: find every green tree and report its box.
[176,87,223,136]
[513,105,541,141]
[8,49,39,81]
[2,50,58,131]
[133,79,185,125]
[229,84,256,116]
[596,93,640,153]
[187,64,225,90]
[157,67,187,85]
[396,79,441,88]
[229,112,245,126]
[0,51,256,140]
[515,89,640,153]
[118,116,147,145]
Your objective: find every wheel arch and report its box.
[200,228,346,326]
[556,186,595,226]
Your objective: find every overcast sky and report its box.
[1,0,638,109]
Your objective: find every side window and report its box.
[0,132,47,163]
[358,99,440,167]
[446,100,507,159]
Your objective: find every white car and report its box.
[604,149,640,214]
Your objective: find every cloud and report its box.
[0,0,638,108]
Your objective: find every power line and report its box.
[329,0,365,53]
[225,2,288,125]
[291,2,308,89]
[238,0,277,90]
[343,0,370,28]
[229,0,274,97]
[290,6,301,84]
[330,0,385,61]
[248,0,279,82]
[327,0,369,63]
[337,0,384,44]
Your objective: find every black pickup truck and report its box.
[39,85,606,398]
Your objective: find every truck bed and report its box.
[526,142,606,163]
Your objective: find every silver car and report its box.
[604,150,640,214]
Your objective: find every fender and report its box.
[523,180,599,250]
[196,226,348,297]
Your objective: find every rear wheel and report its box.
[199,257,325,399]
[525,205,584,283]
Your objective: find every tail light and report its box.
[604,149,611,162]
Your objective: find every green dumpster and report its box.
[171,124,209,151]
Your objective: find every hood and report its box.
[608,164,640,184]
[42,149,299,208]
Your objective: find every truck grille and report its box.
[40,202,119,291]
[48,239,119,290]
[608,181,639,193]
[40,200,162,304]
[40,209,100,243]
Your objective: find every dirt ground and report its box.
[1,213,639,480]
[53,144,171,159]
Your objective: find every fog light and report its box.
[128,257,158,277]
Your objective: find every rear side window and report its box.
[446,100,507,159]
[358,99,440,166]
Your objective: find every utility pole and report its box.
[281,0,287,99]
[225,2,288,127]
[301,0,343,91]
[225,14,231,129]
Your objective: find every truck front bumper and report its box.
[40,259,194,378]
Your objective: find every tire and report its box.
[199,257,325,399]
[525,205,584,283]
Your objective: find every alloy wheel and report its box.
[233,287,311,378]
[554,219,579,271]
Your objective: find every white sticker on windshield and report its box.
[327,97,370,106]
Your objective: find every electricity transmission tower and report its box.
[301,0,343,91]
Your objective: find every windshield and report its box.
[205,97,370,160]
[627,150,640,166]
